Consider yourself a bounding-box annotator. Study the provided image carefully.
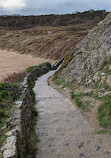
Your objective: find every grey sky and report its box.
[0,0,110,15]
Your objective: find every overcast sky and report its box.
[0,0,110,15]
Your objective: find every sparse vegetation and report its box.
[96,129,111,134]
[71,91,91,111]
[98,94,111,128]
[0,82,21,146]
[26,106,38,157]
[53,78,64,85]
[2,71,27,83]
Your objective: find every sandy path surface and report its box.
[0,49,52,81]
[34,70,111,158]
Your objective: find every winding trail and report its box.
[34,70,111,158]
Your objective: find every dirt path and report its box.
[0,49,53,81]
[34,70,111,158]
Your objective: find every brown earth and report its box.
[0,23,94,60]
[0,49,53,81]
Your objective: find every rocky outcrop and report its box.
[1,59,63,158]
[60,13,111,86]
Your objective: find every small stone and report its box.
[78,142,84,148]
[64,143,69,147]
[6,129,16,136]
[79,153,85,157]
[96,145,101,151]
[103,91,110,96]
[42,133,48,136]
[101,72,105,76]
[57,127,63,131]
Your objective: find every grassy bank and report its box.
[0,82,21,147]
[53,77,111,131]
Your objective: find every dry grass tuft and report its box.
[2,71,27,83]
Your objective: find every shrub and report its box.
[25,62,51,73]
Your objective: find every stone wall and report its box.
[1,59,63,158]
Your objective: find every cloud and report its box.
[0,0,26,10]
[0,0,110,15]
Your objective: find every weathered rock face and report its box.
[60,13,111,84]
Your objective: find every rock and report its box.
[87,79,92,84]
[79,153,85,157]
[60,13,111,85]
[3,148,16,158]
[57,127,63,131]
[78,141,84,148]
[103,91,110,96]
[64,142,69,147]
[1,136,16,158]
[1,136,16,151]
[6,129,16,136]
[96,145,101,151]
[101,72,105,76]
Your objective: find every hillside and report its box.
[56,13,111,130]
[0,24,94,60]
[0,10,108,29]
[0,10,109,60]
[60,13,111,85]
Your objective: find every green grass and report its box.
[0,82,21,147]
[0,82,20,127]
[0,129,9,147]
[96,129,111,134]
[71,91,90,111]
[98,95,111,128]
[53,78,64,85]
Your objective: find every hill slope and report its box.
[0,24,93,60]
[0,10,108,60]
[60,13,111,86]
[55,13,111,130]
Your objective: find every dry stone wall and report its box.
[1,59,63,158]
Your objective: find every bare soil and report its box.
[0,49,53,81]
